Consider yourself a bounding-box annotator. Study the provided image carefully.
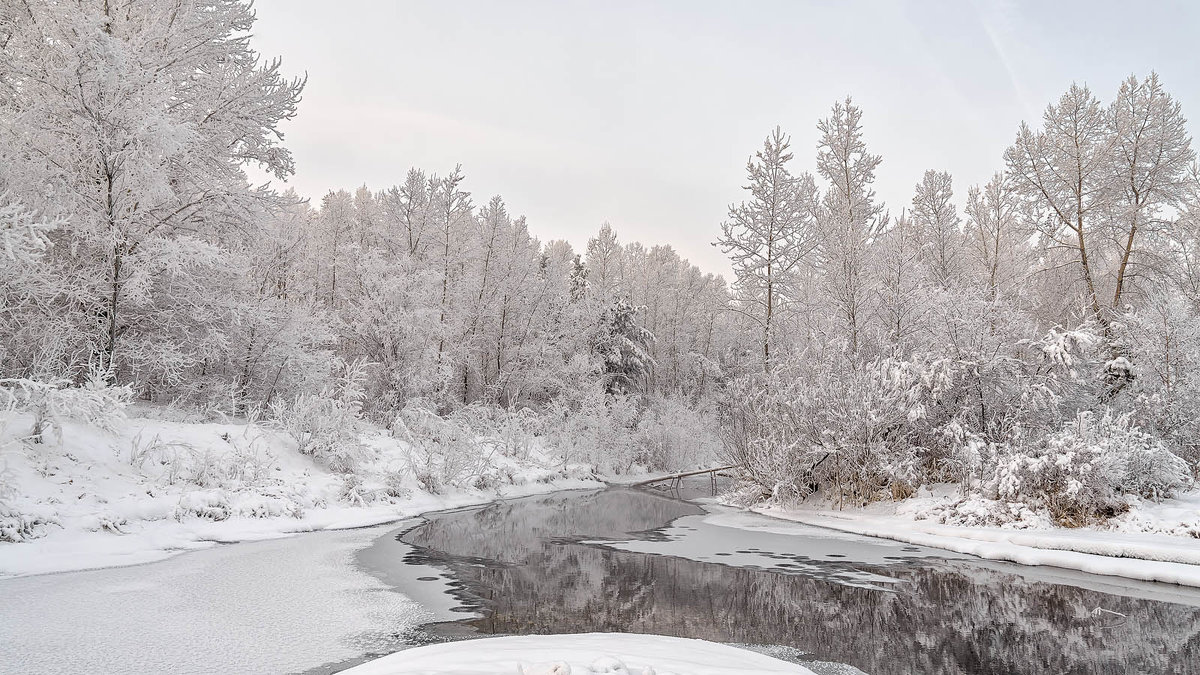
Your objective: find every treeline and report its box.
[718,79,1200,524]
[0,0,732,475]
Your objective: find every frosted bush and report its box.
[128,430,280,488]
[443,404,542,461]
[543,385,639,474]
[0,464,59,541]
[339,471,412,506]
[175,490,233,521]
[269,361,368,473]
[720,353,943,506]
[0,502,58,542]
[395,406,492,493]
[635,396,721,471]
[174,488,305,521]
[1,367,133,444]
[990,411,1190,526]
[918,496,1053,530]
[488,407,542,460]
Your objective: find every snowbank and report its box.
[343,633,814,675]
[0,409,602,577]
[753,491,1200,588]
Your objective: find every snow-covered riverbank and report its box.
[343,634,815,675]
[751,488,1200,588]
[0,409,603,578]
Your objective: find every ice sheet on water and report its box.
[584,505,956,591]
[0,525,428,675]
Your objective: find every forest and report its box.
[4,0,1200,531]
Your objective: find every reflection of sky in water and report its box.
[584,508,959,591]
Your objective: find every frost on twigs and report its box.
[394,406,493,494]
[268,360,369,473]
[0,464,60,542]
[931,411,1193,527]
[0,365,133,445]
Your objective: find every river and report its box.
[363,484,1200,675]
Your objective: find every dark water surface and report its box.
[360,485,1200,675]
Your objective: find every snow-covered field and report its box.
[343,633,814,675]
[0,408,602,578]
[751,487,1200,588]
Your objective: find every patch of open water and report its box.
[359,484,1200,675]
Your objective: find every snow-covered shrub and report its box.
[543,382,640,474]
[174,490,233,521]
[442,404,543,461]
[269,361,368,473]
[635,395,721,472]
[127,429,280,489]
[173,487,307,522]
[0,463,60,541]
[990,411,1190,526]
[1114,293,1200,469]
[0,502,58,542]
[918,495,1053,529]
[1,367,133,444]
[719,351,947,506]
[394,406,492,493]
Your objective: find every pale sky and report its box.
[248,0,1200,278]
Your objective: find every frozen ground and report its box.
[0,523,424,674]
[343,633,815,675]
[752,487,1200,588]
[0,409,602,578]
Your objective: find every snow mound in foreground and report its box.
[343,633,814,675]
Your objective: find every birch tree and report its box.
[1108,73,1195,309]
[716,127,818,370]
[1004,84,1114,334]
[815,99,887,357]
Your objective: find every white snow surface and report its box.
[343,633,815,675]
[0,408,603,578]
[0,524,423,674]
[752,487,1200,588]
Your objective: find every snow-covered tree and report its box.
[963,172,1027,300]
[594,298,656,396]
[0,0,303,388]
[716,127,818,370]
[1004,84,1116,339]
[910,170,964,288]
[1108,73,1195,310]
[814,99,887,357]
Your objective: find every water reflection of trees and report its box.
[402,489,1200,675]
